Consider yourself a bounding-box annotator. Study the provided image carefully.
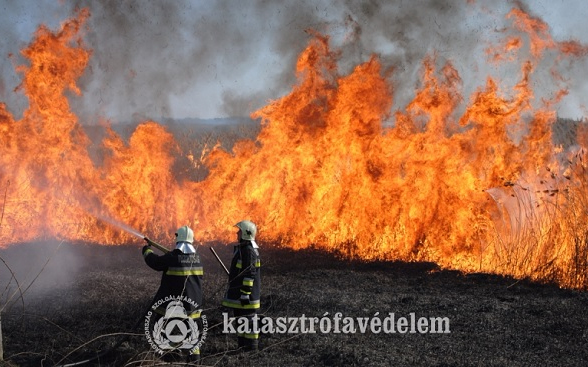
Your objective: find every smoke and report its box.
[335,0,488,119]
[68,0,329,123]
[0,241,86,306]
[0,0,586,123]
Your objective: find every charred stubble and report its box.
[1,242,588,366]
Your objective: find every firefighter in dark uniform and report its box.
[142,225,203,363]
[222,220,261,351]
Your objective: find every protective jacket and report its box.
[143,247,204,317]
[222,240,261,309]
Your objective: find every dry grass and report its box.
[482,149,588,290]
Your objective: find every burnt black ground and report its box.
[1,241,588,366]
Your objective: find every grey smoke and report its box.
[0,0,586,124]
[69,0,329,123]
[0,241,85,308]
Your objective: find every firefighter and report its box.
[222,220,262,351]
[142,225,203,363]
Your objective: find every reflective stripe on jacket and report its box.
[222,241,261,309]
[143,248,204,313]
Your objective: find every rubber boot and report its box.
[244,338,259,352]
[187,347,200,364]
[237,336,247,350]
[187,352,200,364]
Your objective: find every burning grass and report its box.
[2,3,588,303]
[3,3,588,366]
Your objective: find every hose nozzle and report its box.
[143,237,169,253]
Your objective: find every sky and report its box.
[0,0,587,124]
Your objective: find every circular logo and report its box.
[144,296,208,355]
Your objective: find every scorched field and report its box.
[1,241,588,367]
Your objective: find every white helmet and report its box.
[175,225,194,244]
[235,220,257,241]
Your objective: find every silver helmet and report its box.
[235,220,257,241]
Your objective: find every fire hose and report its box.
[56,238,230,366]
[143,236,170,253]
[144,237,229,275]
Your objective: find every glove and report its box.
[142,245,151,254]
[240,294,251,306]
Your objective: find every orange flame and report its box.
[2,7,588,289]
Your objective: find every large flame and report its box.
[2,7,588,289]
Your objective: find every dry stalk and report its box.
[0,180,9,361]
[53,332,142,367]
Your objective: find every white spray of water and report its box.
[93,213,145,239]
